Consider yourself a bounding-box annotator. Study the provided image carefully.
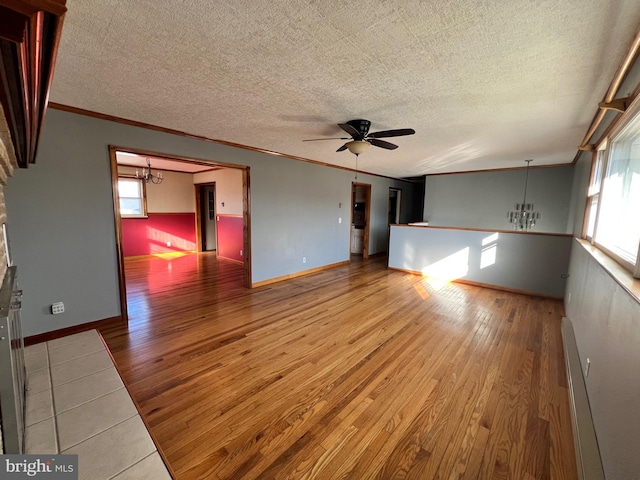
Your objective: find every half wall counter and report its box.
[388,225,573,298]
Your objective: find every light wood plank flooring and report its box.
[99,252,577,479]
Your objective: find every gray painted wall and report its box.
[389,226,572,297]
[565,154,640,480]
[565,241,640,480]
[5,109,420,336]
[423,167,574,233]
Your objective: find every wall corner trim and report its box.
[561,317,605,480]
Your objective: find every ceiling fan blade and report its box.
[338,123,361,138]
[367,128,415,139]
[303,137,350,141]
[336,143,349,152]
[370,138,398,150]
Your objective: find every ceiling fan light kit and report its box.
[346,140,370,155]
[304,119,415,155]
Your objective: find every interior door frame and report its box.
[389,187,402,225]
[387,187,402,255]
[350,182,371,259]
[195,182,217,252]
[109,145,252,323]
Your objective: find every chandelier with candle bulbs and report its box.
[136,157,163,184]
[508,159,540,231]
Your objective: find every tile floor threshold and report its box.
[24,330,173,480]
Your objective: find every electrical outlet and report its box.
[167,241,172,247]
[51,302,65,315]
[585,358,591,377]
[339,217,342,224]
[240,249,243,256]
[303,257,307,264]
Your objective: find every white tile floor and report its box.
[24,330,172,480]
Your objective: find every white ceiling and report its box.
[51,0,640,178]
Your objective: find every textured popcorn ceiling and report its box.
[51,0,640,177]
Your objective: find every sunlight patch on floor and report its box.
[152,251,192,260]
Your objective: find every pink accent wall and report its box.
[121,213,196,257]
[217,215,243,262]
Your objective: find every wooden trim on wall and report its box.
[575,25,640,161]
[393,224,574,238]
[576,239,640,305]
[0,1,67,16]
[141,178,148,217]
[424,163,572,177]
[217,256,243,265]
[572,86,640,166]
[118,164,222,175]
[580,151,599,240]
[363,183,371,258]
[243,167,252,288]
[112,145,243,171]
[49,103,408,182]
[24,315,122,346]
[109,146,129,323]
[194,185,203,252]
[252,260,350,288]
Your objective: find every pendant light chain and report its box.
[507,159,540,231]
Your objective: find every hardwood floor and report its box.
[99,252,577,480]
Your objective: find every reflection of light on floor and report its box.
[481,233,498,269]
[424,277,445,290]
[413,283,430,300]
[152,252,189,260]
[421,247,469,281]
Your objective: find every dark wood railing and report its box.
[0,0,66,168]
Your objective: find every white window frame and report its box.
[583,144,607,242]
[118,176,148,218]
[587,96,640,278]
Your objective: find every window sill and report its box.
[577,238,640,305]
[121,215,148,219]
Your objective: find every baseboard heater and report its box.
[561,317,605,480]
[0,266,26,453]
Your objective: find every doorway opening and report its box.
[388,188,402,225]
[196,183,217,252]
[350,182,371,258]
[109,146,252,322]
